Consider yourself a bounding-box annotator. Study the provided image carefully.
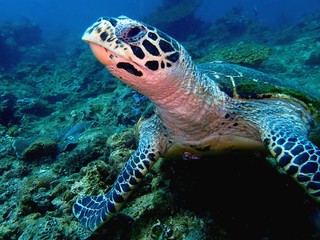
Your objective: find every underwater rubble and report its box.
[0,8,319,240]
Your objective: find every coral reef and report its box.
[13,136,58,160]
[0,92,20,126]
[196,42,272,68]
[305,49,320,66]
[206,7,271,45]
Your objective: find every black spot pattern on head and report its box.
[161,61,165,68]
[109,18,117,27]
[107,37,115,42]
[100,32,108,41]
[167,52,179,62]
[88,27,94,34]
[131,46,145,59]
[158,31,172,44]
[159,39,175,53]
[117,62,143,77]
[145,61,159,71]
[146,25,155,31]
[143,39,160,56]
[172,39,179,50]
[148,32,158,40]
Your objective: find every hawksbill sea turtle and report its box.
[73,16,320,231]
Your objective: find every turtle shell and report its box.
[199,61,320,145]
[198,62,320,113]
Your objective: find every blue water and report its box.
[1,0,319,37]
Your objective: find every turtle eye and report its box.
[120,25,146,43]
[127,27,142,38]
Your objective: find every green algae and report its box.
[20,137,58,161]
[196,42,272,68]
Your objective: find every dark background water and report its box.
[1,0,320,37]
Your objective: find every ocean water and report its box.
[1,0,320,37]
[1,0,320,239]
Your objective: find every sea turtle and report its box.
[73,16,320,231]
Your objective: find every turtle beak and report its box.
[87,42,112,66]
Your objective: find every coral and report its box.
[13,136,58,160]
[70,160,114,196]
[201,7,271,46]
[17,216,91,240]
[17,176,55,216]
[0,91,20,126]
[18,99,53,117]
[58,126,110,174]
[305,49,320,66]
[106,128,136,152]
[197,42,272,68]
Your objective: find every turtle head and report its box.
[82,16,192,96]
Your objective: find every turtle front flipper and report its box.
[73,116,165,231]
[260,115,320,202]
